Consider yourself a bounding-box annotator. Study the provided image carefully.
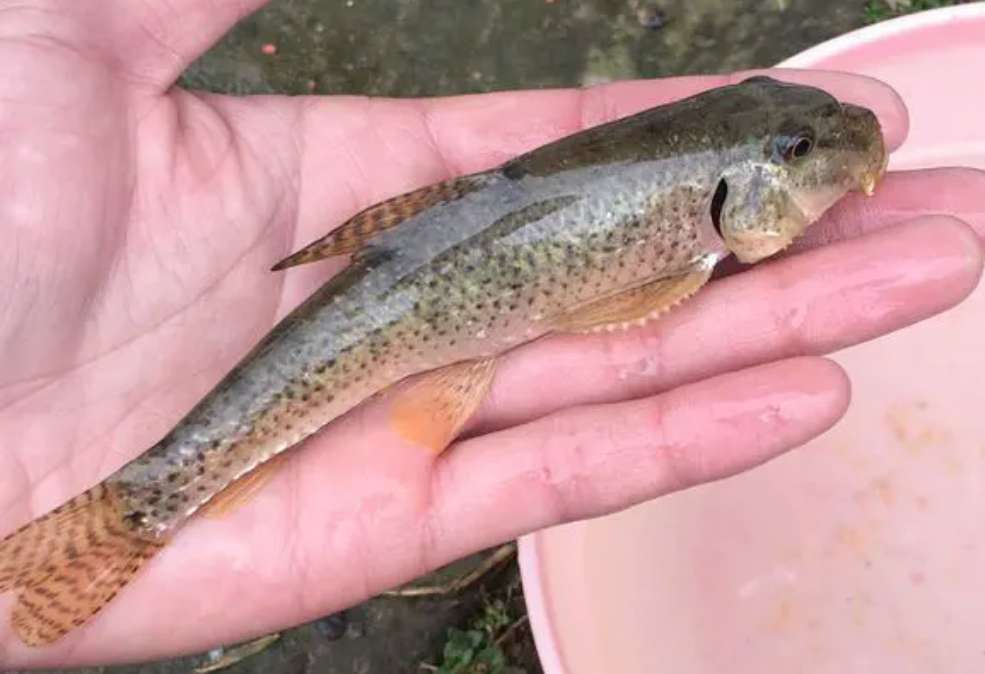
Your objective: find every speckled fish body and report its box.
[0,76,887,646]
[110,141,728,535]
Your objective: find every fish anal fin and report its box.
[552,266,713,334]
[271,175,485,271]
[390,358,497,454]
[200,454,288,519]
[0,483,164,646]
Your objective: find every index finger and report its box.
[421,68,909,175]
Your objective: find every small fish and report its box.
[0,76,886,646]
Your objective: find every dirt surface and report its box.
[179,0,868,97]
[17,1,926,672]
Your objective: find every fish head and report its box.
[713,76,888,264]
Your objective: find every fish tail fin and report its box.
[0,483,164,646]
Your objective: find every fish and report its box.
[0,75,887,647]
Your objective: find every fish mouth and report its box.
[859,150,889,196]
[841,102,889,197]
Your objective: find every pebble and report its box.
[636,5,667,30]
[314,611,348,640]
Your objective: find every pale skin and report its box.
[0,0,983,668]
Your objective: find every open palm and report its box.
[1,1,983,668]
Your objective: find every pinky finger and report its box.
[427,357,850,562]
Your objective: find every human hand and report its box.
[0,0,982,667]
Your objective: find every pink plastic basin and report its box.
[518,5,985,674]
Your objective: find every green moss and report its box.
[430,597,525,674]
[864,0,968,24]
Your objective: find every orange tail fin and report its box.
[0,483,164,646]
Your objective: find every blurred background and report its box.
[29,1,967,673]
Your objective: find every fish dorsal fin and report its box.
[271,174,487,271]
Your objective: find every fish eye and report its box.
[791,136,813,158]
[775,130,815,162]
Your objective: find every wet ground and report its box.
[179,0,870,97]
[21,1,953,673]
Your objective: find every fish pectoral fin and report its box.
[270,175,486,271]
[390,358,497,454]
[550,266,714,334]
[0,483,165,646]
[199,453,289,519]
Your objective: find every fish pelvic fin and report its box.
[270,174,486,271]
[390,357,497,454]
[0,482,164,647]
[199,453,288,519]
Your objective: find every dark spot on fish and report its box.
[123,511,147,527]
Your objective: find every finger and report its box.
[107,0,268,91]
[431,357,849,559]
[0,357,846,667]
[469,214,983,435]
[415,67,908,175]
[797,167,985,248]
[276,68,908,293]
[713,166,985,277]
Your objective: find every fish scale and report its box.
[0,76,886,646]
[109,165,735,532]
